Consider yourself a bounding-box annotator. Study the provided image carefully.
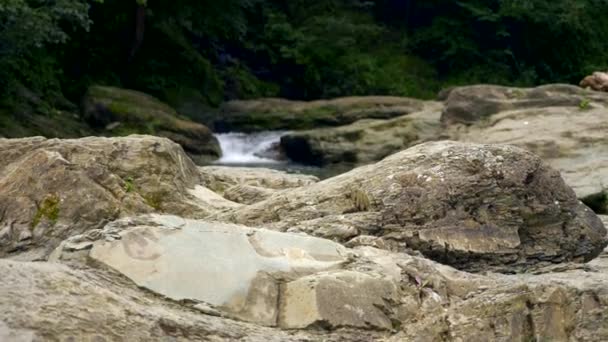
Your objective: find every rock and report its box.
[6,208,608,340]
[223,184,276,205]
[214,96,428,132]
[280,270,399,330]
[0,258,385,341]
[0,136,222,259]
[82,86,221,162]
[443,86,608,212]
[199,166,319,200]
[280,102,443,166]
[441,83,608,125]
[9,224,608,340]
[580,71,608,92]
[84,215,348,326]
[215,141,608,272]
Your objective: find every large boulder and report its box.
[443,84,608,213]
[214,96,428,132]
[82,86,221,163]
[280,102,443,166]
[215,141,607,272]
[0,135,228,259]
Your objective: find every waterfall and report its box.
[214,131,287,164]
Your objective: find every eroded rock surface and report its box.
[280,102,443,166]
[2,135,608,341]
[215,96,429,132]
[83,215,348,326]
[199,166,319,204]
[0,136,220,259]
[441,84,608,125]
[216,141,607,272]
[83,85,221,162]
[443,84,608,212]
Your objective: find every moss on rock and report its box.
[83,86,221,161]
[214,96,429,132]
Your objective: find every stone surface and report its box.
[580,71,608,92]
[0,136,217,259]
[441,83,608,125]
[223,184,277,205]
[280,102,443,166]
[199,166,319,191]
[2,133,608,341]
[0,258,385,341]
[280,270,399,330]
[216,141,608,272]
[443,85,608,212]
[83,85,221,161]
[5,230,608,341]
[86,215,348,326]
[215,96,428,132]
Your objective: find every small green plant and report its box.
[124,176,135,193]
[32,194,60,228]
[579,98,591,110]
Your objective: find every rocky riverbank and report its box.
[1,135,607,340]
[268,84,608,213]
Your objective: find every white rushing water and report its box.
[214,131,287,164]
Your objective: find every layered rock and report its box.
[1,135,608,341]
[50,214,404,331]
[216,141,608,272]
[215,96,428,132]
[441,84,608,125]
[83,86,221,162]
[280,102,443,165]
[0,135,228,259]
[0,258,385,341]
[4,216,608,341]
[443,84,608,213]
[199,166,319,204]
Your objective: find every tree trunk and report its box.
[128,4,146,62]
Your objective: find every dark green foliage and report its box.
[1,0,608,135]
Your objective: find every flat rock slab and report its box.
[89,215,348,326]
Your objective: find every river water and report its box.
[212,131,351,179]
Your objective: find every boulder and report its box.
[199,166,319,191]
[280,102,443,166]
[215,141,608,272]
[214,96,428,132]
[443,85,608,213]
[0,135,225,259]
[82,86,221,162]
[580,71,608,92]
[441,84,608,125]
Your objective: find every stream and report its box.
[213,131,351,178]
